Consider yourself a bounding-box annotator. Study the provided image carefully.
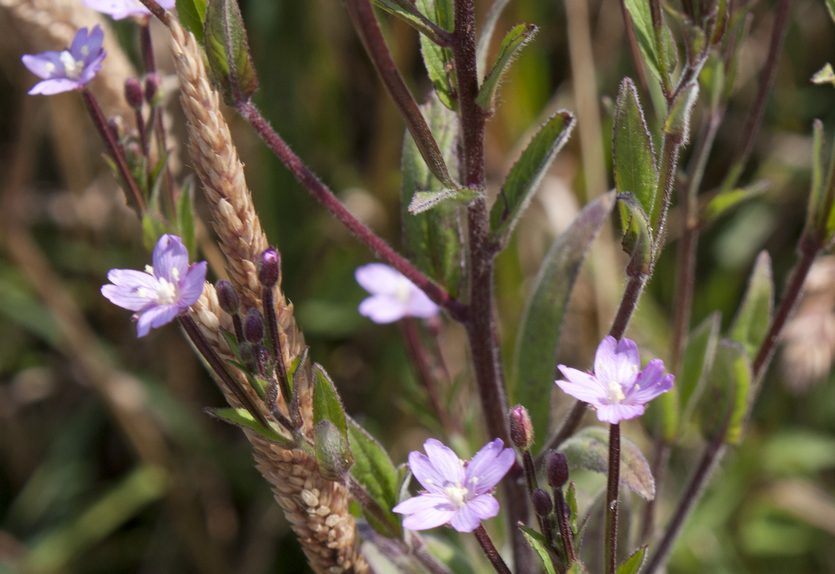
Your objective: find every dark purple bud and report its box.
[216,280,240,315]
[108,116,127,142]
[244,309,264,343]
[144,73,162,106]
[547,452,569,489]
[510,405,534,451]
[125,77,143,109]
[258,248,280,288]
[239,342,255,368]
[532,488,553,516]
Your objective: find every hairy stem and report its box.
[604,423,621,574]
[554,490,577,562]
[236,101,467,322]
[474,525,513,574]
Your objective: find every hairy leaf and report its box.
[177,0,207,43]
[701,181,768,226]
[679,312,721,427]
[313,363,347,439]
[415,0,455,109]
[476,24,537,110]
[613,79,657,222]
[617,193,653,275]
[314,421,354,481]
[207,407,293,446]
[348,418,401,537]
[728,251,773,360]
[616,546,647,574]
[520,525,558,574]
[204,0,258,105]
[700,340,752,444]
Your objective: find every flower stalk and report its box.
[474,525,513,574]
[604,423,621,574]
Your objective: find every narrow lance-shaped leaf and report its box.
[475,24,538,111]
[408,188,479,214]
[347,418,402,537]
[204,0,258,105]
[176,0,207,43]
[177,177,197,259]
[700,340,751,444]
[401,92,465,296]
[207,407,293,446]
[613,79,657,222]
[662,81,699,144]
[561,426,656,500]
[812,63,835,87]
[679,312,721,427]
[567,562,591,574]
[701,181,768,226]
[616,546,647,574]
[313,363,348,439]
[416,0,456,110]
[475,0,512,74]
[520,525,558,574]
[623,0,662,81]
[490,110,577,245]
[371,0,450,45]
[512,192,616,455]
[728,251,773,360]
[617,193,653,276]
[807,119,835,244]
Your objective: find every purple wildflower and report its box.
[101,235,207,337]
[393,438,515,533]
[21,26,106,95]
[556,336,674,424]
[355,263,439,324]
[81,0,175,20]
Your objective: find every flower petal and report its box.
[627,369,674,405]
[449,504,483,533]
[69,27,90,57]
[82,25,105,60]
[81,0,150,19]
[358,295,406,324]
[594,336,641,386]
[405,289,440,319]
[28,78,79,95]
[102,269,158,311]
[395,494,457,531]
[466,439,515,494]
[595,403,644,424]
[78,52,106,86]
[179,262,208,307]
[556,366,607,404]
[21,52,64,79]
[408,452,446,494]
[152,235,189,284]
[466,494,500,521]
[423,439,465,486]
[355,263,407,295]
[136,304,179,337]
[393,492,454,515]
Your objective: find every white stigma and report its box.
[145,265,154,275]
[155,277,179,305]
[59,50,83,79]
[607,380,625,403]
[444,483,469,508]
[171,268,180,281]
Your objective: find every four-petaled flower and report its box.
[393,438,515,533]
[102,235,207,337]
[21,26,107,95]
[355,263,439,324]
[556,336,674,424]
[81,0,176,20]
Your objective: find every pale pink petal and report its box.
[424,439,465,485]
[21,52,63,79]
[393,493,454,515]
[466,439,515,494]
[405,290,440,319]
[102,269,157,311]
[355,263,406,295]
[28,78,79,95]
[178,263,208,307]
[78,52,106,85]
[466,494,500,521]
[627,371,674,405]
[358,296,406,323]
[136,304,179,337]
[596,403,644,424]
[556,366,608,404]
[595,336,641,387]
[408,452,447,494]
[152,235,189,283]
[449,505,482,533]
[69,27,90,56]
[397,494,457,531]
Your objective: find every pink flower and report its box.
[355,263,439,323]
[556,336,674,424]
[101,235,207,337]
[393,438,515,533]
[81,0,175,20]
[22,26,106,95]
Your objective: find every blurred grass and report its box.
[0,0,834,572]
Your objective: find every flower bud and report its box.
[244,309,264,343]
[216,280,240,315]
[144,73,162,107]
[107,116,127,142]
[509,405,534,451]
[125,77,143,109]
[532,488,553,516]
[547,452,569,489]
[258,248,280,288]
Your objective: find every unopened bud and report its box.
[108,116,127,142]
[547,452,569,489]
[144,73,162,106]
[239,342,255,370]
[510,405,534,451]
[258,248,280,288]
[244,309,264,343]
[125,141,142,161]
[216,280,240,315]
[532,488,553,516]
[125,77,143,109]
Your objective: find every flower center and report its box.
[607,380,625,403]
[59,50,84,80]
[394,279,411,303]
[155,277,179,305]
[444,483,469,508]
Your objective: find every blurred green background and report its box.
[1,0,835,572]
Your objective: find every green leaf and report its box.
[476,23,537,110]
[623,0,661,81]
[371,0,448,45]
[701,181,768,225]
[827,0,835,24]
[512,192,615,454]
[561,427,656,500]
[207,407,293,446]
[700,340,752,444]
[616,546,647,574]
[728,251,773,360]
[408,187,480,214]
[679,312,721,427]
[662,81,699,145]
[176,177,197,259]
[415,0,456,109]
[617,193,653,275]
[314,420,354,481]
[566,481,578,533]
[812,63,835,87]
[475,0,512,74]
[347,418,401,537]
[401,92,464,296]
[313,364,347,439]
[566,560,591,574]
[520,525,558,574]
[177,0,208,43]
[204,0,258,105]
[490,110,577,244]
[142,213,171,253]
[613,79,657,223]
[0,274,61,345]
